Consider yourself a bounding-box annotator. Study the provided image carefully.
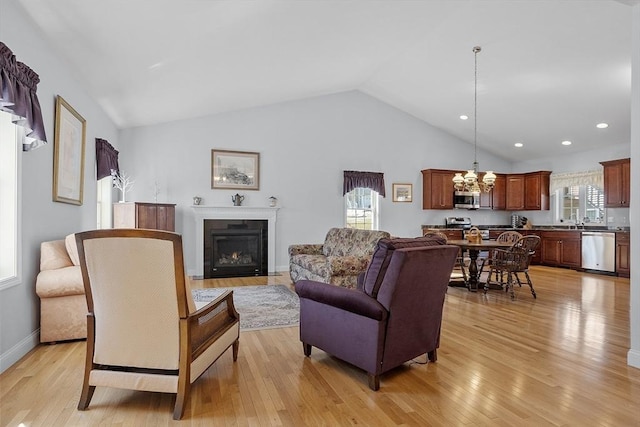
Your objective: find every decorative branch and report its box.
[111,170,134,202]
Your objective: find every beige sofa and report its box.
[289,227,391,288]
[35,234,87,343]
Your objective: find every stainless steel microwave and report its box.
[454,191,480,209]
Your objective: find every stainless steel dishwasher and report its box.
[581,232,616,273]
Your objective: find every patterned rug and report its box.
[191,285,299,331]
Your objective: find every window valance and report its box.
[343,171,386,197]
[95,138,120,180]
[0,42,47,151]
[549,170,603,193]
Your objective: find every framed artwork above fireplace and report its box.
[211,149,260,190]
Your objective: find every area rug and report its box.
[192,285,299,331]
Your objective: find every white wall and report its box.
[118,90,513,273]
[628,2,640,370]
[0,0,119,372]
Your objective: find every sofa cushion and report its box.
[40,240,73,270]
[65,233,80,266]
[362,236,446,298]
[291,254,331,279]
[322,228,390,257]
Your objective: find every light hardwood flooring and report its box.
[2,267,639,426]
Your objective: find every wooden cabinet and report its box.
[616,232,630,278]
[422,169,455,209]
[506,174,525,210]
[525,171,550,210]
[540,231,581,268]
[505,171,550,211]
[600,158,630,207]
[480,174,506,209]
[113,202,176,231]
[422,228,463,240]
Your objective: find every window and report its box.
[0,111,22,289]
[557,185,604,223]
[345,187,379,230]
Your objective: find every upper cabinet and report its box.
[524,171,551,210]
[421,169,455,209]
[600,158,630,208]
[505,174,525,210]
[480,174,506,210]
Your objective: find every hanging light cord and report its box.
[473,46,481,172]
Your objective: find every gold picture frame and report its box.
[53,96,86,205]
[211,149,260,190]
[392,183,413,202]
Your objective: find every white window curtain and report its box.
[549,170,603,193]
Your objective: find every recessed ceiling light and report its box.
[514,142,523,148]
[596,123,609,129]
[460,115,468,120]
[562,140,572,146]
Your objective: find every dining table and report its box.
[446,239,514,292]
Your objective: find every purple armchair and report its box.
[295,237,458,390]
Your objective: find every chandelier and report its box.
[453,46,496,193]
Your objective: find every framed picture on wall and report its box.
[211,149,260,190]
[52,96,86,205]
[392,183,412,202]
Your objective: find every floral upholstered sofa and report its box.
[289,227,391,288]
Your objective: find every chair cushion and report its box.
[291,254,331,279]
[362,236,446,298]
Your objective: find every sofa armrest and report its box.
[327,255,370,276]
[288,244,323,256]
[295,280,387,321]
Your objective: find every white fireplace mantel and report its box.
[192,206,279,276]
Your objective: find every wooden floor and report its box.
[2,267,639,426]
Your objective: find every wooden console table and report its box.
[113,202,176,232]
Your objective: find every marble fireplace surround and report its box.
[192,206,279,277]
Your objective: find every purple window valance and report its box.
[343,171,386,197]
[95,138,120,180]
[0,42,47,151]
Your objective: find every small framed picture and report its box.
[392,183,413,202]
[211,149,260,190]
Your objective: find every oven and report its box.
[454,191,480,209]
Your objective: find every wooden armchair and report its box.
[75,229,240,420]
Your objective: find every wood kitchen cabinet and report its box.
[506,174,525,210]
[616,232,630,278]
[480,174,506,209]
[422,228,463,240]
[600,158,630,207]
[113,202,176,231]
[540,231,581,268]
[422,169,455,209]
[505,171,550,211]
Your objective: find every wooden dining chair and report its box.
[424,231,467,285]
[482,231,523,283]
[483,235,540,299]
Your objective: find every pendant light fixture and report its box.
[453,46,496,193]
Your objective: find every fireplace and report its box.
[205,220,268,278]
[191,206,278,278]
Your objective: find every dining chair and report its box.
[483,235,540,299]
[482,231,523,282]
[423,231,467,285]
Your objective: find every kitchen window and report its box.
[0,111,22,289]
[345,188,379,230]
[557,185,604,223]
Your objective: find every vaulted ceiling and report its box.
[17,0,635,161]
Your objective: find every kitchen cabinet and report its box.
[525,171,550,210]
[480,174,506,209]
[600,158,630,207]
[422,169,455,209]
[422,228,462,240]
[113,202,176,231]
[540,231,581,268]
[506,174,525,210]
[505,171,550,211]
[616,232,630,278]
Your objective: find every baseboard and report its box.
[0,329,40,374]
[628,348,640,369]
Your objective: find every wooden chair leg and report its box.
[77,384,96,410]
[303,342,312,356]
[524,271,537,298]
[173,381,190,420]
[232,339,240,361]
[427,349,437,362]
[368,373,380,391]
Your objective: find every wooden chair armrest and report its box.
[187,290,239,359]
